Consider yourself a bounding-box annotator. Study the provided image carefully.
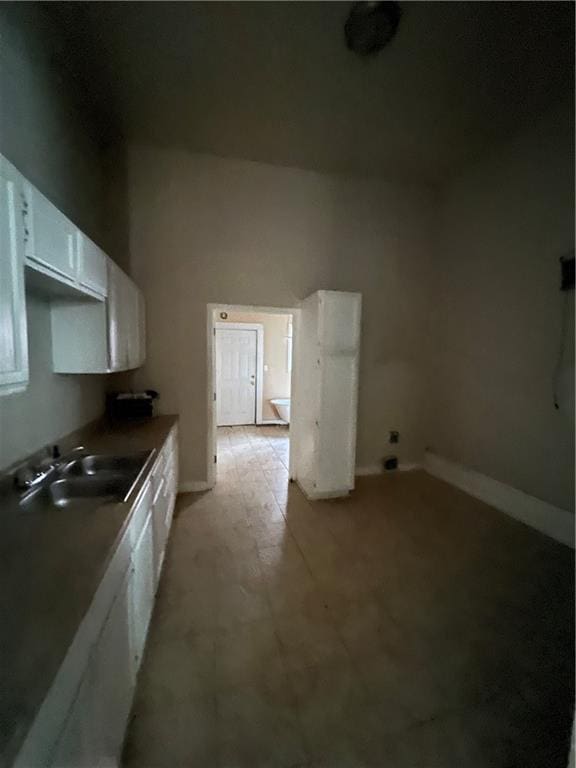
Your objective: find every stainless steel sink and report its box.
[49,476,132,508]
[62,450,152,477]
[18,449,154,511]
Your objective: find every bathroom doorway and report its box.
[207,305,298,490]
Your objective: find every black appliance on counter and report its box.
[107,390,159,419]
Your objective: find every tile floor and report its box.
[123,426,574,768]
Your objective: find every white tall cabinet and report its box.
[294,290,361,499]
[0,157,28,395]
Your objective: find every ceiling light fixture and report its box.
[345,1,402,57]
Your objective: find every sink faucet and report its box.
[14,465,46,491]
[14,445,85,492]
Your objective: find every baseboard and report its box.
[425,452,574,549]
[295,478,351,500]
[356,462,421,476]
[179,480,214,493]
[260,419,288,426]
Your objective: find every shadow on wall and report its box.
[102,143,132,276]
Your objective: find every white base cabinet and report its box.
[49,567,134,768]
[15,426,179,768]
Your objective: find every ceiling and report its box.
[47,1,574,183]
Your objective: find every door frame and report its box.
[207,303,300,489]
[214,322,264,427]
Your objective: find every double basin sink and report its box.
[21,450,154,510]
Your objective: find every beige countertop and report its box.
[0,415,178,767]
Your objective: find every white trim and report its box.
[207,304,300,489]
[261,419,288,426]
[214,322,264,426]
[179,480,214,493]
[355,462,421,476]
[296,480,350,500]
[355,464,381,476]
[425,452,574,549]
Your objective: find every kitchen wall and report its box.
[0,297,106,469]
[127,147,436,485]
[0,4,107,470]
[429,99,575,512]
[217,310,292,421]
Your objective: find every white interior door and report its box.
[216,328,257,426]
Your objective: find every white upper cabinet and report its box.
[108,260,144,372]
[77,233,107,298]
[0,152,145,379]
[107,260,129,371]
[0,157,29,395]
[24,182,77,284]
[51,261,146,374]
[23,176,107,302]
[128,284,146,369]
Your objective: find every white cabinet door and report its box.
[0,157,29,395]
[107,261,129,371]
[90,570,135,768]
[108,262,144,372]
[77,233,107,298]
[24,183,77,283]
[130,514,155,671]
[48,662,98,768]
[151,475,168,586]
[127,280,142,370]
[151,434,178,587]
[50,569,135,768]
[134,287,146,368]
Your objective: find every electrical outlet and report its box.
[561,255,575,291]
[389,430,399,444]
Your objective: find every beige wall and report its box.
[0,297,107,469]
[0,5,108,470]
[429,100,575,511]
[217,311,292,421]
[127,147,436,484]
[122,94,574,513]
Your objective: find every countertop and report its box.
[0,415,178,767]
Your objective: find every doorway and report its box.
[207,304,298,489]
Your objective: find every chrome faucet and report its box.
[14,465,46,492]
[14,445,85,492]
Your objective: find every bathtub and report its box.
[270,398,290,423]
